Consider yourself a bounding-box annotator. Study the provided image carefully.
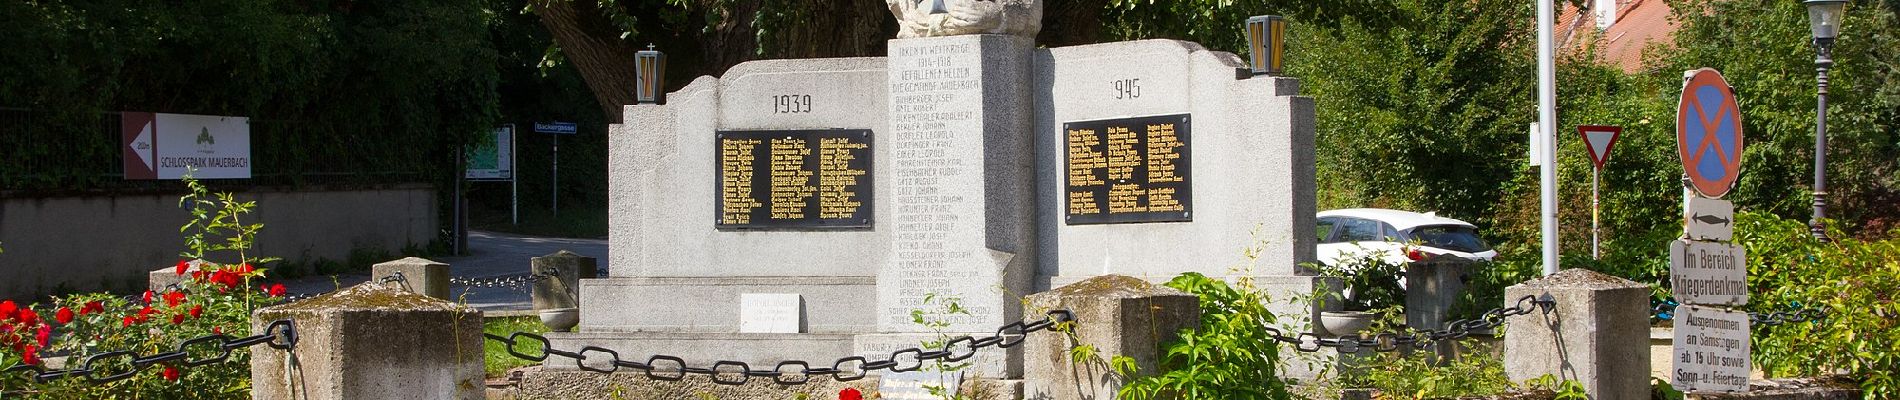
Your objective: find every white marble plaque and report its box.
[1672,305,1751,394]
[739,293,803,333]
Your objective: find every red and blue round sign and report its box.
[1677,68,1745,198]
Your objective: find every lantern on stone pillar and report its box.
[1245,15,1286,76]
[635,44,667,105]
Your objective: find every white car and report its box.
[1316,208,1497,267]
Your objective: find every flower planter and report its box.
[1319,311,1376,337]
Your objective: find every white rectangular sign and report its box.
[466,125,515,180]
[122,112,252,179]
[1670,239,1748,306]
[738,293,802,333]
[1672,305,1752,394]
[1684,196,1734,242]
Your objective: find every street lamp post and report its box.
[1805,0,1846,241]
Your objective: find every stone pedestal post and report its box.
[531,250,597,311]
[1405,257,1469,360]
[251,283,484,400]
[1023,275,1200,400]
[372,257,450,299]
[1503,268,1650,400]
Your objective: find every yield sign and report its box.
[1677,68,1745,198]
[1577,125,1621,169]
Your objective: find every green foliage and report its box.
[483,316,549,377]
[0,175,287,398]
[1334,340,1516,399]
[1311,252,1406,312]
[911,293,972,400]
[1736,211,1900,397]
[1117,272,1290,400]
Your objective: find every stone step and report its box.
[542,331,858,372]
[577,276,876,333]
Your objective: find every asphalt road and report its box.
[277,231,608,312]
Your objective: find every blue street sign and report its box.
[535,121,578,135]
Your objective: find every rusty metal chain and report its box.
[3,320,297,385]
[1272,295,1554,353]
[483,310,1076,385]
[1650,299,1829,327]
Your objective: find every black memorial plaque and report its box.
[716,129,874,230]
[1064,114,1192,225]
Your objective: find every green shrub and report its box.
[1737,211,1900,397]
[1116,272,1292,400]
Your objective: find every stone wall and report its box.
[0,185,438,298]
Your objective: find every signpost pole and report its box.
[1592,167,1600,259]
[511,126,520,226]
[552,134,560,219]
[1537,0,1560,276]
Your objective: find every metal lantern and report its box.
[1804,0,1846,240]
[635,44,667,105]
[1805,0,1846,41]
[1245,15,1286,76]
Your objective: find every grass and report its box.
[484,316,549,377]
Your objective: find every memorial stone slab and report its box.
[739,293,804,333]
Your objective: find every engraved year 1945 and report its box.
[1113,78,1142,99]
[773,94,813,114]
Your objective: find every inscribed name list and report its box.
[1064,114,1193,224]
[716,129,873,229]
[880,39,998,331]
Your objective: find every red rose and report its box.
[35,324,50,347]
[164,291,186,307]
[161,366,180,381]
[175,260,190,276]
[170,314,185,325]
[21,344,38,366]
[1405,248,1425,262]
[0,300,16,320]
[143,290,155,304]
[189,305,203,318]
[237,263,254,275]
[17,309,37,325]
[80,301,104,315]
[122,316,136,327]
[212,326,222,335]
[268,284,287,297]
[839,388,862,400]
[55,307,73,324]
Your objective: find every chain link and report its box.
[3,320,298,385]
[1650,299,1829,327]
[1270,295,1554,353]
[484,310,1076,385]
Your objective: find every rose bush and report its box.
[0,174,285,399]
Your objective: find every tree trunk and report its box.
[534,0,639,122]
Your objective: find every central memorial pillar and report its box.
[858,34,1038,378]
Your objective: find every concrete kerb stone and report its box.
[1503,268,1651,400]
[531,250,596,311]
[148,259,208,292]
[371,257,450,299]
[251,282,484,400]
[1023,275,1200,400]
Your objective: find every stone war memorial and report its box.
[546,0,1325,391]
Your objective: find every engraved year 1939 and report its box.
[773,94,813,114]
[1113,78,1142,99]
